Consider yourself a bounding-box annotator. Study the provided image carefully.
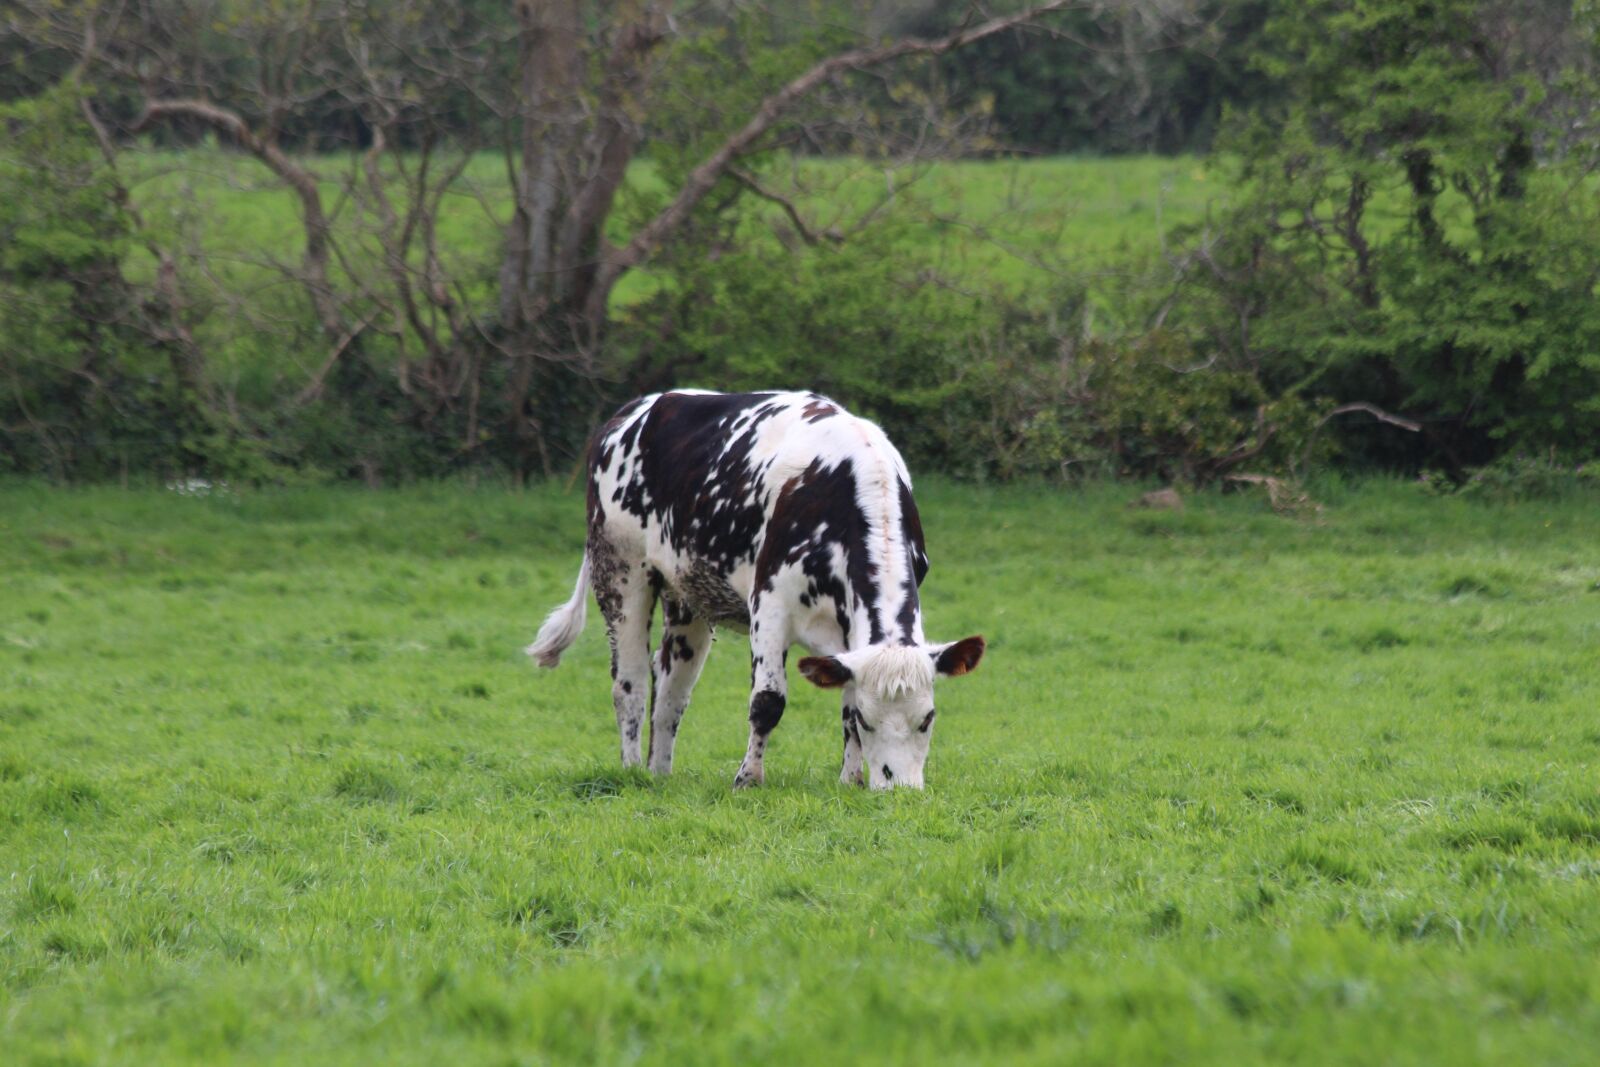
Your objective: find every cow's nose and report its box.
[871,765,924,790]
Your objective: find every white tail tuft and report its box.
[524,555,591,668]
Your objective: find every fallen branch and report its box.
[1225,473,1321,517]
[1300,401,1422,471]
[1319,402,1423,433]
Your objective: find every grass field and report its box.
[129,151,1214,276]
[3,480,1599,1064]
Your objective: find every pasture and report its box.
[2,479,1599,1064]
[125,152,1212,307]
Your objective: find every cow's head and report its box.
[798,636,985,790]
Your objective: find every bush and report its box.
[938,327,1325,483]
[1452,453,1600,502]
[619,225,1322,484]
[1160,0,1600,473]
[0,85,228,480]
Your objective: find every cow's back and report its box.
[588,390,920,635]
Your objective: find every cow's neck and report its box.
[844,458,924,651]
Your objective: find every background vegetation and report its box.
[2,0,1597,487]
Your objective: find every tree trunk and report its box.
[496,0,667,473]
[490,0,1073,474]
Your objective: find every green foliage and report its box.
[1,85,132,474]
[2,482,1600,1062]
[1169,0,1600,469]
[1446,452,1600,501]
[896,0,1275,154]
[942,327,1326,483]
[0,85,228,479]
[617,216,995,469]
[623,225,1322,484]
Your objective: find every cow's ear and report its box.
[799,656,853,688]
[932,636,986,677]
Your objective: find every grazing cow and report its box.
[526,390,985,790]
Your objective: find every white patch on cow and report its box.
[849,644,934,702]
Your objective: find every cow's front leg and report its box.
[647,597,712,776]
[839,684,865,786]
[734,611,789,789]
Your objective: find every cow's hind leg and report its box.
[647,595,713,776]
[595,544,656,769]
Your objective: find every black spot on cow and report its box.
[881,764,894,781]
[895,479,930,641]
[662,594,696,628]
[620,680,632,694]
[801,397,839,423]
[757,458,872,642]
[614,393,781,576]
[750,690,786,736]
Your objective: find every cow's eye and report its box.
[852,708,875,733]
[918,710,936,733]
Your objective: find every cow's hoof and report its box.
[732,768,763,790]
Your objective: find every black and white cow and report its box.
[526,390,985,790]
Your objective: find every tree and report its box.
[1164,0,1600,470]
[0,83,210,477]
[488,0,1078,471]
[3,0,1082,478]
[891,0,1274,154]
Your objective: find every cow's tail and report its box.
[525,554,591,669]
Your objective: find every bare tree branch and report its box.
[728,166,841,247]
[588,0,1081,321]
[132,98,346,344]
[293,313,378,407]
[1296,402,1423,474]
[1319,402,1423,434]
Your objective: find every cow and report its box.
[526,390,985,790]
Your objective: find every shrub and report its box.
[1160,0,1600,472]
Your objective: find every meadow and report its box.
[2,479,1599,1064]
[128,151,1214,280]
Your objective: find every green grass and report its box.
[2,480,1599,1064]
[129,150,1213,274]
